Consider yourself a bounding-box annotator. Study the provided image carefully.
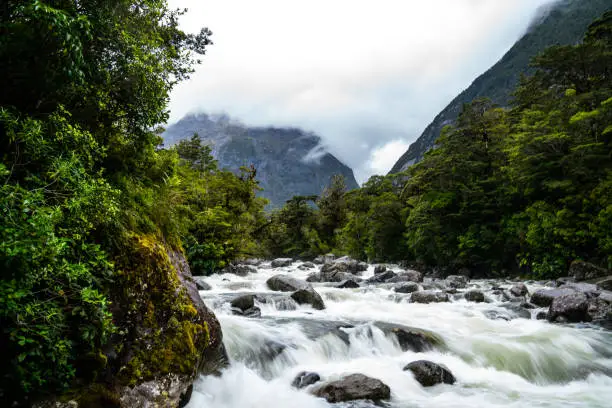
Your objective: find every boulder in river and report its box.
[547,292,591,323]
[299,261,316,269]
[220,263,257,276]
[530,288,576,307]
[336,279,361,289]
[510,283,529,297]
[394,282,419,294]
[374,323,443,352]
[194,278,211,291]
[230,294,261,317]
[387,270,423,283]
[292,371,321,389]
[560,282,601,298]
[312,374,391,403]
[410,290,449,304]
[267,274,310,292]
[374,265,387,274]
[291,287,326,310]
[464,290,485,303]
[570,260,610,281]
[595,277,612,291]
[404,360,456,387]
[446,275,469,289]
[271,258,294,268]
[314,253,336,264]
[366,270,397,284]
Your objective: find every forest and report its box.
[0,0,610,404]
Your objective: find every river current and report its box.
[187,261,612,408]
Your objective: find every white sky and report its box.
[167,0,557,183]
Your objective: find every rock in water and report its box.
[394,282,419,294]
[374,265,387,274]
[464,290,485,303]
[411,291,449,304]
[366,270,397,284]
[194,278,211,291]
[446,275,468,289]
[267,274,310,292]
[292,372,321,389]
[271,258,294,268]
[404,360,456,387]
[336,279,361,289]
[291,288,326,310]
[530,288,577,307]
[312,374,391,403]
[570,260,610,281]
[230,294,261,317]
[387,270,423,283]
[510,283,529,297]
[548,292,591,323]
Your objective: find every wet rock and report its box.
[499,303,532,319]
[484,310,511,321]
[561,282,600,298]
[271,258,294,268]
[337,279,361,289]
[194,278,212,291]
[410,291,449,304]
[267,274,310,292]
[403,360,456,387]
[375,323,443,352]
[374,265,387,274]
[221,263,257,276]
[587,296,612,322]
[292,371,321,389]
[291,287,326,310]
[595,276,612,291]
[366,270,397,284]
[312,374,391,403]
[510,283,529,297]
[314,253,336,264]
[230,294,255,311]
[243,258,263,266]
[464,290,485,303]
[570,260,610,282]
[394,282,419,294]
[306,272,321,282]
[520,302,537,310]
[548,292,591,323]
[301,262,316,269]
[536,311,548,320]
[387,270,423,283]
[446,275,468,289]
[530,288,576,307]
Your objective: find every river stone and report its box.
[271,258,294,268]
[306,272,321,282]
[446,275,469,289]
[292,371,321,389]
[536,311,548,320]
[387,270,423,283]
[367,270,397,284]
[242,258,263,266]
[383,326,441,352]
[312,374,391,403]
[301,262,316,269]
[194,278,212,291]
[595,277,612,291]
[374,265,387,274]
[561,282,601,298]
[337,279,361,289]
[394,282,419,294]
[570,260,610,281]
[530,288,576,307]
[291,287,326,310]
[314,253,336,264]
[464,290,485,303]
[320,264,359,282]
[404,360,456,387]
[221,263,257,276]
[267,274,310,292]
[510,283,529,297]
[230,294,255,311]
[588,297,612,322]
[548,292,591,323]
[410,290,449,304]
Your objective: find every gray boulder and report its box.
[271,258,294,268]
[464,290,485,303]
[510,283,528,297]
[291,288,326,310]
[366,270,397,284]
[374,265,387,274]
[336,279,361,289]
[194,278,211,291]
[267,274,310,292]
[375,323,443,352]
[548,292,591,323]
[314,253,336,264]
[595,277,612,291]
[570,260,609,281]
[404,360,456,387]
[230,294,261,317]
[530,288,576,307]
[394,282,419,294]
[292,372,321,389]
[387,270,423,283]
[561,282,600,298]
[411,291,449,304]
[446,275,468,289]
[221,263,257,276]
[312,374,391,403]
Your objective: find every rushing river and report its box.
[187,261,612,408]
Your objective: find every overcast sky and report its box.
[167,0,557,183]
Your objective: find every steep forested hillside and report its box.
[390,0,612,173]
[163,113,359,207]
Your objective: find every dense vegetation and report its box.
[263,12,612,279]
[0,1,262,404]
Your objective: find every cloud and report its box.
[167,0,557,183]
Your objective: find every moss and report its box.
[111,233,212,387]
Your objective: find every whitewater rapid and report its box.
[187,262,612,408]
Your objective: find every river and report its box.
[187,261,612,408]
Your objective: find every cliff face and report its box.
[163,113,359,207]
[390,0,612,173]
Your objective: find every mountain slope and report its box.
[163,113,359,207]
[390,0,612,173]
